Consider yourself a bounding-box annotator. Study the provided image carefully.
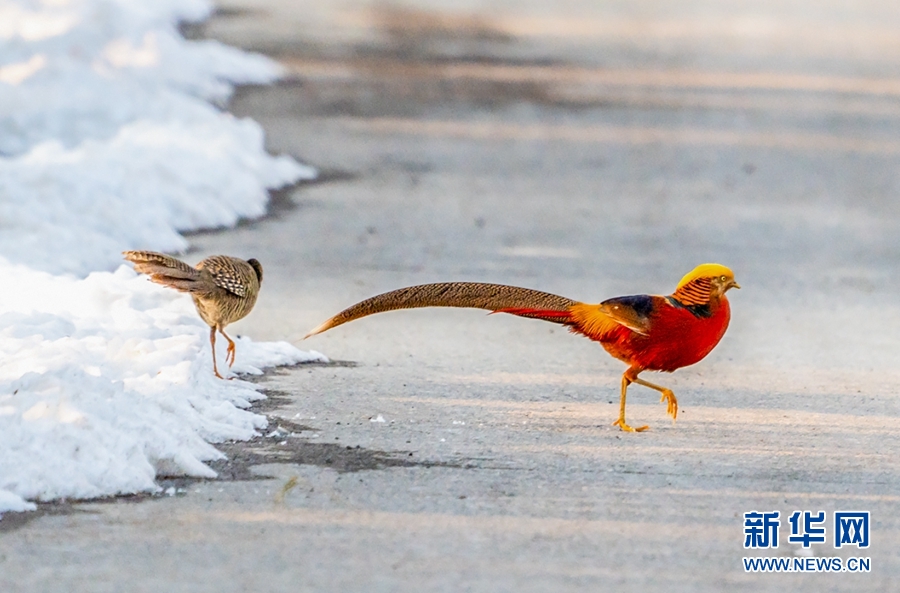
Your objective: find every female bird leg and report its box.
[209,326,224,379]
[629,372,678,421]
[219,326,237,367]
[614,369,650,433]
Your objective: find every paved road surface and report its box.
[3,1,900,591]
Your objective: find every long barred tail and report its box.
[304,282,578,337]
[123,250,204,293]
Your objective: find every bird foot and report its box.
[214,370,225,380]
[659,389,678,421]
[612,418,650,433]
[226,344,236,367]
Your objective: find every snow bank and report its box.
[0,0,315,274]
[0,0,322,517]
[0,0,279,155]
[0,118,304,275]
[0,260,326,509]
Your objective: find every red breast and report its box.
[601,296,731,372]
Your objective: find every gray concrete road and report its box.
[3,1,900,591]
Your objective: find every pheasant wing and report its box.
[569,294,657,338]
[197,256,251,298]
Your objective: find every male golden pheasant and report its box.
[123,251,263,379]
[305,263,739,431]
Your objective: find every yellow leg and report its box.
[210,326,224,379]
[612,369,650,432]
[630,375,678,421]
[219,327,237,368]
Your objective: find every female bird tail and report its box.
[123,250,202,293]
[304,282,578,337]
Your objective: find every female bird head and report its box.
[673,263,740,305]
[248,258,263,284]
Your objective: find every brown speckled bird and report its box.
[123,250,263,379]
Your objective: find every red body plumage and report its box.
[591,297,731,372]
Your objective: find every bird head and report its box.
[711,269,740,297]
[673,263,740,305]
[248,258,263,284]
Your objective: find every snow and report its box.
[0,0,315,275]
[1,119,305,275]
[0,0,280,156]
[0,0,323,518]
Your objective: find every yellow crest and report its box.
[676,263,734,290]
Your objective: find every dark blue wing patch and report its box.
[601,294,655,318]
[665,296,712,318]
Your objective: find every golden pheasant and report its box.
[123,251,263,379]
[305,263,738,431]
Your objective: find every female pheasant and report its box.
[305,263,739,431]
[123,251,263,379]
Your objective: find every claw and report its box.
[659,389,678,421]
[613,418,650,433]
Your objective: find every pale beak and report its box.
[729,280,741,290]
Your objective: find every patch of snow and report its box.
[0,489,36,518]
[0,0,323,517]
[370,414,386,423]
[266,426,291,438]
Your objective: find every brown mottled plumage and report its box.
[123,250,263,379]
[304,282,577,337]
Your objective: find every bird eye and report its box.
[720,275,727,282]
